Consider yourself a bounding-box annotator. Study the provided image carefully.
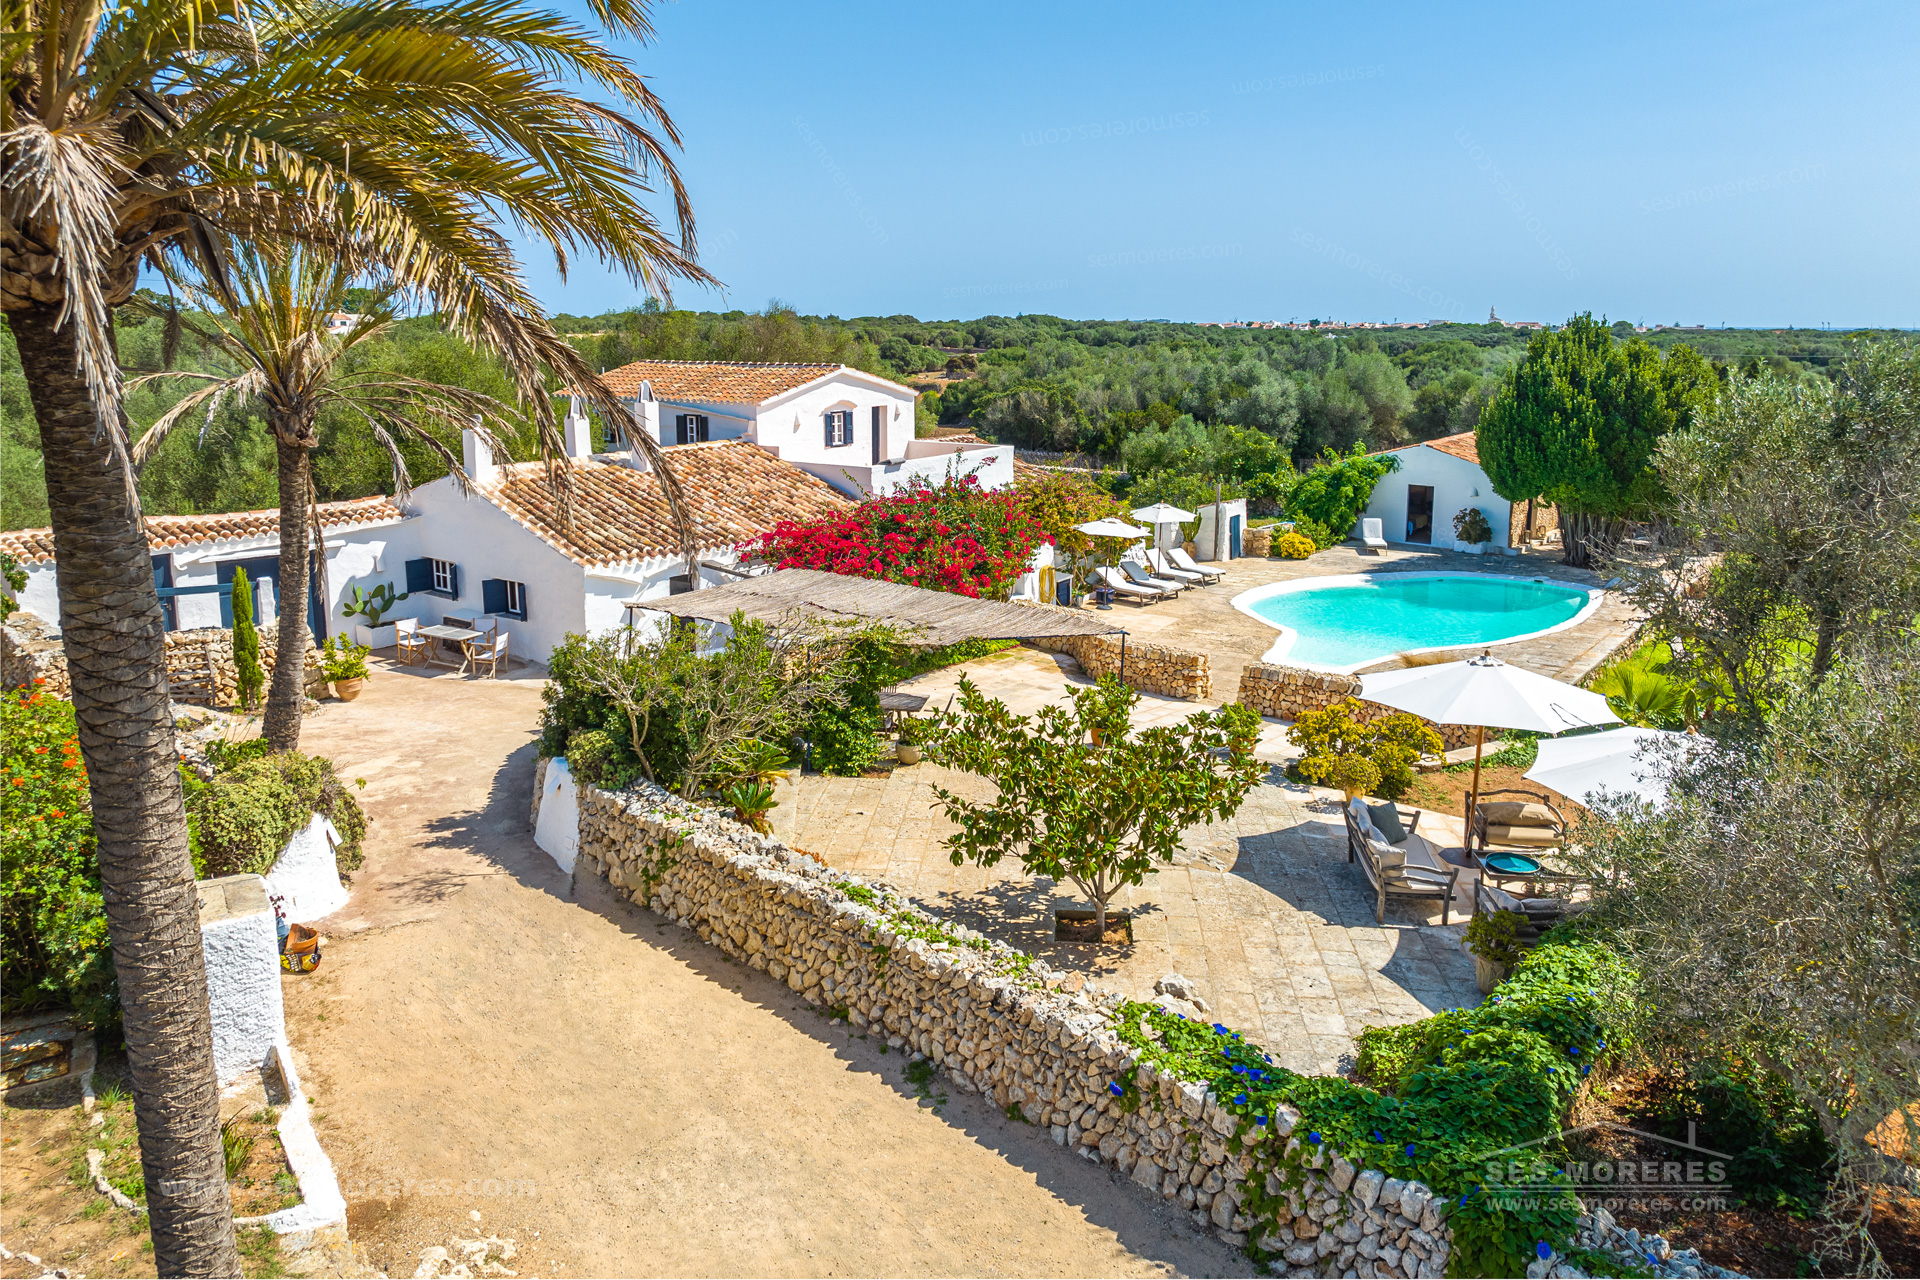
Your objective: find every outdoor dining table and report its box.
[417,624,482,673]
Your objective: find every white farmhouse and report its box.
[599,359,1012,497]
[1357,430,1556,552]
[3,422,851,668]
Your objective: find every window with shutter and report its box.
[481,579,528,619]
[871,405,885,463]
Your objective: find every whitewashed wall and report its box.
[755,372,916,467]
[406,478,586,664]
[1360,448,1512,549]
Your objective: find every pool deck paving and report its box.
[1097,540,1641,696]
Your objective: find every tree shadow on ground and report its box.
[557,863,1257,1280]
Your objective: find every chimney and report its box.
[462,418,497,486]
[622,385,659,472]
[563,395,593,459]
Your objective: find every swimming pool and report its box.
[1231,572,1602,672]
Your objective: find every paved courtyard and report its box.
[785,752,1482,1077]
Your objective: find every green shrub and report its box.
[565,729,641,790]
[1,687,115,1027]
[191,751,367,877]
[1640,1058,1833,1214]
[1287,698,1440,799]
[1119,932,1637,1278]
[808,702,879,776]
[1286,445,1399,538]
[1588,641,1689,729]
[1288,516,1337,550]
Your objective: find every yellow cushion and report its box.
[1479,801,1558,826]
[1485,824,1562,848]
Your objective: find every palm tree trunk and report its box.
[264,431,313,750]
[11,303,242,1278]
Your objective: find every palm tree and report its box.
[130,244,532,749]
[3,1,711,1270]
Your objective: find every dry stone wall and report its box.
[1013,603,1212,700]
[3,613,323,705]
[1237,663,1476,751]
[1243,525,1274,558]
[572,775,1455,1277]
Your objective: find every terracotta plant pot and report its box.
[332,677,364,702]
[1474,954,1508,994]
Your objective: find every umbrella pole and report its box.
[1466,724,1486,847]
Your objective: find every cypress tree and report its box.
[230,568,265,710]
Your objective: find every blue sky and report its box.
[520,0,1918,327]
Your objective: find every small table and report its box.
[417,624,482,672]
[1479,850,1544,897]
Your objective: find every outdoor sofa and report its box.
[1343,796,1462,925]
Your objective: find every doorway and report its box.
[217,553,327,639]
[1406,485,1434,544]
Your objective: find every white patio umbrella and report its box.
[1075,517,1149,539]
[1525,726,1693,808]
[1358,653,1622,830]
[1073,518,1149,609]
[1130,502,1196,552]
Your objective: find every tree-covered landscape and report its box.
[3,300,1895,532]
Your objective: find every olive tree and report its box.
[1567,642,1920,1274]
[1612,342,1920,723]
[925,675,1266,936]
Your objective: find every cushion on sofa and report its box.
[1368,802,1408,843]
[1484,823,1562,848]
[1478,801,1559,827]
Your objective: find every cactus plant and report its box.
[341,581,408,627]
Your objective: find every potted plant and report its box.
[895,714,932,765]
[318,636,372,701]
[340,581,411,648]
[1465,908,1525,993]
[1452,506,1493,555]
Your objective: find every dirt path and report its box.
[290,660,1249,1278]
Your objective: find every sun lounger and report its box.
[1093,565,1168,603]
[1165,547,1223,583]
[1146,549,1206,585]
[1361,518,1387,552]
[1120,558,1186,594]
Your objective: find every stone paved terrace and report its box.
[1096,540,1641,696]
[783,760,1482,1077]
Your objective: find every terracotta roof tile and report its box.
[0,496,406,566]
[1380,430,1481,466]
[600,360,846,404]
[479,440,852,568]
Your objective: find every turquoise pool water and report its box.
[1241,574,1593,670]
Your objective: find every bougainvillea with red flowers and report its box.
[742,474,1047,599]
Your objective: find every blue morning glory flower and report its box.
[1308,1131,1323,1144]
[1372,1130,1384,1143]
[1597,1041,1606,1050]
[1212,1023,1228,1035]
[1581,1064,1591,1076]
[1255,1115,1268,1125]
[1108,1082,1124,1097]
[1234,1092,1248,1106]
[1405,1143,1416,1158]
[1569,1046,1580,1055]
[1537,1242,1552,1261]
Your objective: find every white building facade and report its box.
[1358,431,1527,552]
[601,360,1013,498]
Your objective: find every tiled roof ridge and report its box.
[0,495,406,565]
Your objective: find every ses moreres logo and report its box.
[1470,1122,1732,1215]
